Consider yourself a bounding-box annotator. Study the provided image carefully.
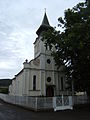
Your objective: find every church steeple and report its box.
[41,12,50,26]
[36,12,51,36]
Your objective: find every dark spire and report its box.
[36,12,51,36]
[41,12,50,26]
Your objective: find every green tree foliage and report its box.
[0,88,8,94]
[43,0,90,94]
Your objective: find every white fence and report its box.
[0,94,88,111]
[0,94,53,111]
[0,94,73,111]
[53,95,73,111]
[74,95,88,105]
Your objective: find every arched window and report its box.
[33,75,36,90]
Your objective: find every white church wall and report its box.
[14,73,23,96]
[34,37,41,58]
[9,70,25,96]
[40,38,46,54]
[45,56,55,71]
[40,54,45,69]
[22,69,30,96]
[45,71,54,85]
[41,71,46,96]
[28,69,41,96]
[29,59,40,69]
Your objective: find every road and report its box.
[0,99,90,120]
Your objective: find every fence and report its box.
[0,93,89,111]
[74,94,89,105]
[53,95,73,111]
[0,94,73,111]
[0,94,53,111]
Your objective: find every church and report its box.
[9,12,68,97]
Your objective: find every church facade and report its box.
[9,13,68,97]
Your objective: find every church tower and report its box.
[34,12,51,59]
[34,12,54,71]
[33,12,66,96]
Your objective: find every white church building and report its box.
[9,12,68,97]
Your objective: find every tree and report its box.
[43,0,90,95]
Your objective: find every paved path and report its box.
[0,99,90,120]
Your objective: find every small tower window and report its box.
[33,75,36,90]
[47,59,51,64]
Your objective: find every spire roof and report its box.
[41,12,50,26]
[36,12,51,36]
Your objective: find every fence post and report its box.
[35,97,37,111]
[53,97,56,111]
[62,94,64,106]
[69,96,73,109]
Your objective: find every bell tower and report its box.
[34,12,52,59]
[33,12,57,96]
[33,12,66,96]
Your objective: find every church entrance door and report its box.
[46,86,54,97]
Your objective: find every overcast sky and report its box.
[0,0,84,79]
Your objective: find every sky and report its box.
[0,0,84,79]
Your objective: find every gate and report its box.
[53,95,73,111]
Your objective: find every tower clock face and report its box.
[47,59,51,64]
